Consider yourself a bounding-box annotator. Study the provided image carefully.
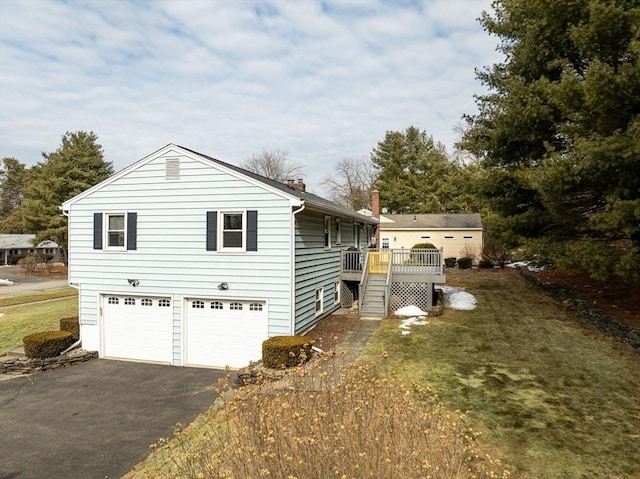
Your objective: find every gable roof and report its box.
[62,144,376,225]
[178,146,376,224]
[0,234,59,249]
[381,213,483,230]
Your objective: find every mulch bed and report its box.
[304,311,360,352]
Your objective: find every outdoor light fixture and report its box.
[217,282,229,290]
[127,279,140,287]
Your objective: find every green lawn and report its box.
[363,269,640,478]
[0,296,78,355]
[0,287,77,307]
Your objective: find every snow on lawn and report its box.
[394,306,428,335]
[439,285,477,311]
[506,261,546,272]
[0,279,15,286]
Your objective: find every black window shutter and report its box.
[93,213,103,250]
[206,211,217,251]
[247,210,258,251]
[127,212,137,250]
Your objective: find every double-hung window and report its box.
[315,287,324,316]
[324,216,331,250]
[106,214,125,248]
[206,210,258,252]
[94,212,137,251]
[222,212,244,250]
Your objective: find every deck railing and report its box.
[341,248,444,277]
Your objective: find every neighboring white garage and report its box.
[102,294,173,364]
[186,298,268,368]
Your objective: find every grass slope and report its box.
[0,288,77,307]
[364,269,640,479]
[0,297,78,355]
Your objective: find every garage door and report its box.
[102,295,173,364]
[186,298,268,368]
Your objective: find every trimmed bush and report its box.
[262,335,312,369]
[457,256,473,269]
[444,257,457,268]
[23,330,75,359]
[411,242,436,250]
[59,316,80,340]
[479,259,495,269]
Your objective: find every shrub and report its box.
[23,330,75,359]
[482,238,513,267]
[457,256,473,269]
[59,316,80,340]
[8,253,29,265]
[262,335,312,369]
[479,258,495,269]
[411,242,436,249]
[18,253,38,272]
[445,257,457,268]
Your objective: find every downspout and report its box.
[60,206,82,354]
[290,203,306,335]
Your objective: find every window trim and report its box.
[104,213,127,251]
[334,281,340,305]
[324,216,332,250]
[219,210,247,252]
[315,287,324,316]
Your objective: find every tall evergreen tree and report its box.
[460,0,640,281]
[371,126,470,214]
[23,131,113,263]
[0,157,28,233]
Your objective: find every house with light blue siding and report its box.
[61,144,376,369]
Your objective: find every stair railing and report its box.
[383,258,393,317]
[358,251,371,316]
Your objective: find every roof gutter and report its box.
[290,203,306,335]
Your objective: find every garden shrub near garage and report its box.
[262,335,312,369]
[478,259,495,269]
[59,316,80,340]
[23,331,75,359]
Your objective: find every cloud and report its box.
[0,0,502,194]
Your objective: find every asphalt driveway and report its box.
[0,360,228,479]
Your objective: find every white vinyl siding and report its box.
[67,150,294,365]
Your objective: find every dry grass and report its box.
[137,358,509,479]
[364,269,640,478]
[0,296,78,355]
[0,287,77,307]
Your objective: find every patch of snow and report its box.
[395,305,428,316]
[0,279,15,286]
[506,261,546,272]
[0,313,4,318]
[399,316,429,335]
[438,285,478,310]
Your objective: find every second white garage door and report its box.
[186,298,268,368]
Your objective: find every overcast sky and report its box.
[0,0,502,195]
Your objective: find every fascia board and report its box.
[61,144,302,209]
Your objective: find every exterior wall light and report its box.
[127,279,139,287]
[218,282,229,290]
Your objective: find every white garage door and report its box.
[186,298,268,368]
[102,295,173,364]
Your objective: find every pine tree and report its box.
[23,131,113,263]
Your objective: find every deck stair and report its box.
[360,274,387,317]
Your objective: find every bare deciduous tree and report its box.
[322,156,377,211]
[240,149,304,182]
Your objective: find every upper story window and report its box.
[94,212,137,251]
[206,210,258,253]
[107,214,125,248]
[222,212,244,249]
[324,216,331,250]
[335,218,342,245]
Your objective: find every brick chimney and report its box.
[286,178,306,192]
[372,190,380,248]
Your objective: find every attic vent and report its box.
[166,158,180,180]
